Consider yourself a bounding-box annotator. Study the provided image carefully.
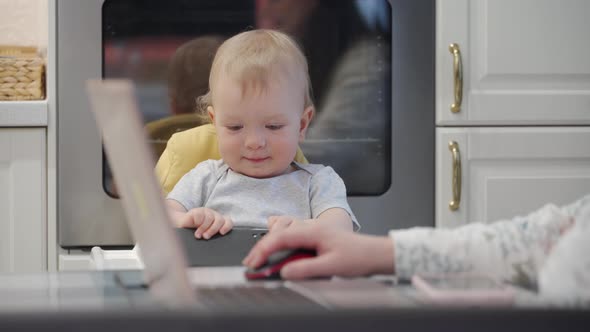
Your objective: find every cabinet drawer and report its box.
[436,127,590,227]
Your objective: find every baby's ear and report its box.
[207,106,215,123]
[298,106,315,141]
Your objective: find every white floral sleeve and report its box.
[538,196,590,304]
[390,195,590,295]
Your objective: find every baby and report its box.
[165,29,360,239]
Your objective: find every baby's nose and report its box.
[245,130,266,149]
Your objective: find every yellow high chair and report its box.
[145,113,208,160]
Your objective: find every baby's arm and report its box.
[268,208,353,233]
[166,199,190,227]
[315,208,353,231]
[166,160,233,239]
[309,166,360,231]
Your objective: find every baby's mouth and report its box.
[244,157,269,163]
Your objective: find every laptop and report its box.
[85,79,407,311]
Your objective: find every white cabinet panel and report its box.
[58,252,92,271]
[437,0,590,125]
[0,129,46,272]
[436,127,590,228]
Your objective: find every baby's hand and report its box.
[267,216,310,233]
[179,207,233,239]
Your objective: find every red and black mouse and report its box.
[245,249,316,280]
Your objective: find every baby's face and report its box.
[209,77,312,178]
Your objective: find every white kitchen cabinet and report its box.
[435,127,590,227]
[0,0,52,272]
[0,128,47,272]
[435,0,590,227]
[436,0,590,126]
[436,127,590,228]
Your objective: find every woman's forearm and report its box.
[390,203,571,284]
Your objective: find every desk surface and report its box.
[0,268,588,332]
[0,268,418,313]
[0,270,138,312]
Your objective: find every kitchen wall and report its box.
[0,0,47,52]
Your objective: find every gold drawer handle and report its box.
[448,141,462,211]
[448,43,463,113]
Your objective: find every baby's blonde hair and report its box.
[197,29,314,121]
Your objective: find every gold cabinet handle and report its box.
[448,141,462,211]
[448,43,463,113]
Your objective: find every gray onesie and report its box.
[167,159,359,230]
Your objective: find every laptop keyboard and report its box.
[195,284,325,311]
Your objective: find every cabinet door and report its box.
[436,127,590,228]
[436,0,590,125]
[0,129,46,272]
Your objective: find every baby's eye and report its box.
[226,125,243,131]
[266,124,284,130]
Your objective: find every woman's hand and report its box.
[243,223,395,279]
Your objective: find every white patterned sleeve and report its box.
[390,201,579,287]
[538,195,590,305]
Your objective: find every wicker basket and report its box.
[0,46,45,101]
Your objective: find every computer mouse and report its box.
[244,248,316,280]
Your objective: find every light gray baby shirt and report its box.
[167,159,359,230]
